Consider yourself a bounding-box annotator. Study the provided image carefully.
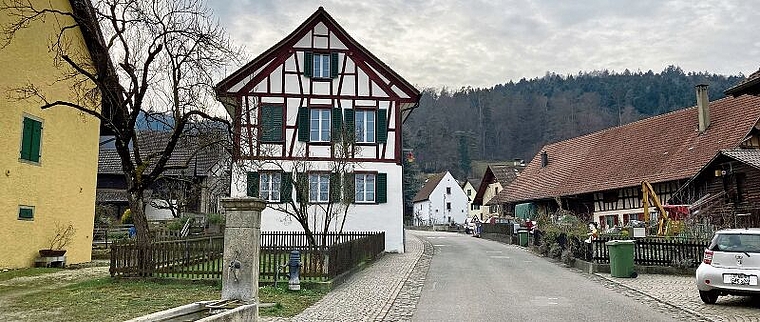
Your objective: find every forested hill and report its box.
[403,66,745,179]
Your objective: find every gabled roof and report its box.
[496,94,760,204]
[215,7,420,107]
[98,130,228,176]
[472,164,523,204]
[721,149,760,170]
[726,68,760,97]
[413,172,447,202]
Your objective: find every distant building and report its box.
[412,172,469,226]
[472,162,525,220]
[462,178,481,219]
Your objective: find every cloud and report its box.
[209,0,760,88]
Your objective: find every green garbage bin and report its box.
[606,240,636,278]
[518,229,529,246]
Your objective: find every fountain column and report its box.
[219,197,264,303]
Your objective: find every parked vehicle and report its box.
[696,228,760,304]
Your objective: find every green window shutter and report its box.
[304,52,313,78]
[376,109,388,143]
[247,172,260,197]
[280,172,292,203]
[296,173,308,203]
[331,108,343,141]
[20,117,41,162]
[330,52,339,78]
[329,173,341,202]
[298,107,309,142]
[261,105,283,142]
[20,117,34,160]
[376,173,388,204]
[343,109,355,142]
[343,173,355,203]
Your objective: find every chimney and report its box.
[696,84,710,133]
[540,151,548,167]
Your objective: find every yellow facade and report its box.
[0,0,100,268]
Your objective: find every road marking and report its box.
[489,256,510,259]
[485,250,503,253]
[530,296,568,307]
[523,260,533,263]
[433,244,449,247]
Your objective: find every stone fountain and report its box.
[127,197,264,322]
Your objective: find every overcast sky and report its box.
[209,0,760,89]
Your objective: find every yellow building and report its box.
[0,0,101,268]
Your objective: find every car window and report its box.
[709,233,760,252]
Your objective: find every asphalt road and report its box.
[411,230,679,322]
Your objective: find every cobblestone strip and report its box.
[379,233,434,321]
[585,273,712,322]
[272,232,425,322]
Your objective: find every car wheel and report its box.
[699,290,718,304]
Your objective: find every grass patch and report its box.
[0,267,62,282]
[4,278,220,322]
[259,285,327,317]
[1,274,326,321]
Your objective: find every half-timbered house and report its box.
[215,7,420,252]
[491,84,760,232]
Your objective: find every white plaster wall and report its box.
[427,172,468,225]
[231,160,405,253]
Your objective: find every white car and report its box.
[695,228,760,304]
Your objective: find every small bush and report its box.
[561,249,575,266]
[549,243,562,259]
[121,209,133,224]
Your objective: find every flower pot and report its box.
[39,249,67,257]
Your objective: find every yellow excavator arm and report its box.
[642,181,670,235]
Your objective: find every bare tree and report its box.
[0,0,241,254]
[244,125,359,248]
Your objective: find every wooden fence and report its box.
[589,236,709,267]
[110,231,385,280]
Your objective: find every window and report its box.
[20,116,42,163]
[260,105,283,142]
[310,109,331,142]
[309,173,330,202]
[260,172,281,202]
[446,187,451,194]
[467,189,472,196]
[601,215,619,229]
[313,53,331,78]
[472,204,480,210]
[355,110,375,143]
[18,206,34,220]
[446,202,451,210]
[355,173,376,203]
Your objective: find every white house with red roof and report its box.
[412,172,469,226]
[215,7,420,252]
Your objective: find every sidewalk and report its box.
[263,230,432,322]
[596,272,760,322]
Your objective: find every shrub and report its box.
[549,243,562,259]
[121,209,133,224]
[561,249,575,266]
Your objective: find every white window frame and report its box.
[355,173,376,203]
[309,173,330,203]
[310,109,331,142]
[355,110,375,143]
[260,172,281,202]
[313,53,331,79]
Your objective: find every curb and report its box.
[374,233,429,321]
[593,273,714,322]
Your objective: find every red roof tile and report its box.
[413,172,447,202]
[499,94,760,203]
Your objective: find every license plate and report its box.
[723,274,758,286]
